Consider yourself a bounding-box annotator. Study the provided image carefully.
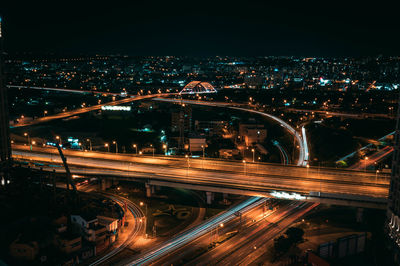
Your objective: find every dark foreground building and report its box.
[0,17,12,176]
[387,93,400,261]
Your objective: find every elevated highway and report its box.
[12,145,389,209]
[11,92,176,128]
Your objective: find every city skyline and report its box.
[1,3,400,265]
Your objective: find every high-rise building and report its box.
[387,93,400,261]
[0,17,12,175]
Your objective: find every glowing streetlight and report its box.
[251,148,255,163]
[365,157,369,172]
[150,144,154,157]
[163,144,167,155]
[113,140,118,153]
[185,154,190,177]
[133,144,138,155]
[242,160,246,175]
[86,138,92,151]
[24,132,30,146]
[104,143,110,152]
[139,201,148,233]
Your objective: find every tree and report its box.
[285,227,304,244]
[274,235,292,255]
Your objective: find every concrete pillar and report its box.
[101,179,107,191]
[101,179,112,191]
[222,193,229,205]
[146,183,152,197]
[206,192,213,205]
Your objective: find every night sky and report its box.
[1,1,399,56]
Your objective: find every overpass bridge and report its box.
[12,145,389,209]
[10,92,177,128]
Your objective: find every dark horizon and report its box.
[2,1,399,57]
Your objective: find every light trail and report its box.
[127,197,263,265]
[90,194,144,266]
[12,146,390,198]
[336,131,395,163]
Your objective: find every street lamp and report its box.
[105,143,109,152]
[133,144,138,155]
[140,201,148,236]
[150,144,154,157]
[251,148,255,163]
[140,201,148,217]
[113,140,118,154]
[365,157,369,172]
[55,135,61,145]
[43,110,48,117]
[24,132,30,146]
[86,138,92,151]
[163,144,167,155]
[242,160,246,175]
[216,223,224,241]
[376,170,380,179]
[185,154,190,177]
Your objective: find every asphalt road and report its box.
[349,145,394,171]
[13,145,389,199]
[12,93,174,127]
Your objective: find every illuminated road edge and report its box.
[128,197,264,265]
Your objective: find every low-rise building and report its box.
[71,214,107,243]
[188,135,206,152]
[54,232,82,254]
[239,123,267,146]
[9,237,39,261]
[194,120,227,136]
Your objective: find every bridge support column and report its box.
[206,191,214,205]
[222,193,230,205]
[146,183,152,197]
[101,179,112,191]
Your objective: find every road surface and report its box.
[349,145,394,171]
[12,145,389,199]
[12,93,175,127]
